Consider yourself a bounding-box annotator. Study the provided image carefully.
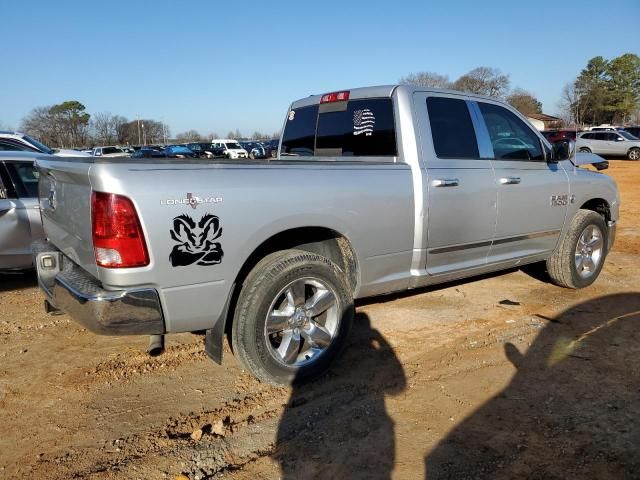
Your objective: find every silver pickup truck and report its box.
[33,85,619,384]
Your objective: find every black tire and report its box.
[579,147,591,153]
[628,147,640,161]
[546,209,608,289]
[231,249,354,385]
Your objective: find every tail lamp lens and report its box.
[91,192,149,268]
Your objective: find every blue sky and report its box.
[2,0,638,137]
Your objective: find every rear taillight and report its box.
[91,192,149,268]
[320,91,350,103]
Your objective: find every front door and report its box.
[414,93,497,276]
[473,101,568,262]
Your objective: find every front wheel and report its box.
[628,147,640,161]
[579,147,591,153]
[231,249,354,385]
[546,209,607,289]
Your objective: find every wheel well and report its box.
[580,198,611,223]
[224,227,358,336]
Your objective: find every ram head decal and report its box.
[169,214,224,267]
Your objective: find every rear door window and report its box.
[4,162,39,198]
[478,102,544,161]
[281,98,397,158]
[426,97,479,159]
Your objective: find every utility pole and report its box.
[137,117,141,146]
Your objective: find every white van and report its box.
[211,139,248,159]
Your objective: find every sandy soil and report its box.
[1,160,638,480]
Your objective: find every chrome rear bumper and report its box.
[32,240,165,335]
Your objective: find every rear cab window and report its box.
[281,97,397,159]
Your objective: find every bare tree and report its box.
[21,107,57,146]
[112,115,129,144]
[175,130,203,143]
[506,88,542,115]
[399,71,451,88]
[91,112,117,145]
[452,67,510,98]
[225,129,242,139]
[557,81,585,127]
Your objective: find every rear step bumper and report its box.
[32,240,165,335]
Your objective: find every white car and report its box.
[91,146,130,158]
[577,131,640,160]
[0,131,90,157]
[211,139,248,159]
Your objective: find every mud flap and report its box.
[205,320,225,364]
[204,282,235,365]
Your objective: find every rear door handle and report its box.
[499,177,521,185]
[432,178,459,187]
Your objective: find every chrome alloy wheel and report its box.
[264,277,339,367]
[574,224,604,279]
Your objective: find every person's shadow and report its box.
[425,292,640,479]
[274,312,406,479]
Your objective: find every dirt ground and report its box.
[1,160,639,480]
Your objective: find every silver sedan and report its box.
[0,152,45,270]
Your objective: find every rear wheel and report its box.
[546,209,607,289]
[628,147,640,161]
[231,249,354,385]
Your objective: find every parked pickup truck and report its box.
[33,85,619,384]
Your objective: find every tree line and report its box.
[19,103,278,149]
[399,66,542,115]
[400,53,640,126]
[559,53,640,126]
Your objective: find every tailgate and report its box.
[36,157,98,277]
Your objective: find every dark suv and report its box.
[620,126,640,139]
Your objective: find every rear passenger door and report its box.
[415,93,497,275]
[0,161,42,268]
[473,101,568,262]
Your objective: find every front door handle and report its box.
[432,178,460,187]
[499,177,521,185]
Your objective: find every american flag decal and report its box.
[353,109,375,136]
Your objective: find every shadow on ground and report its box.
[425,292,640,479]
[0,269,37,293]
[273,312,406,479]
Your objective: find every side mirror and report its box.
[616,137,624,141]
[94,151,102,156]
[551,140,575,162]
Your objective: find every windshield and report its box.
[620,131,639,140]
[22,135,54,154]
[225,142,242,149]
[103,147,124,155]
